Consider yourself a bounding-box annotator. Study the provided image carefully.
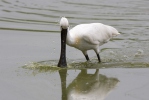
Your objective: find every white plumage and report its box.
[60,17,120,62]
[60,17,69,29]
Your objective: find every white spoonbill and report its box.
[58,17,120,67]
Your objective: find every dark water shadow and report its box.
[59,69,119,100]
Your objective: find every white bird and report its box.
[58,17,120,67]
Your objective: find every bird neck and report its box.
[66,28,75,46]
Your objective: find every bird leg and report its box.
[82,51,90,61]
[97,53,101,62]
[85,54,90,61]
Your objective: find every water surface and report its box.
[0,0,149,100]
[0,0,149,66]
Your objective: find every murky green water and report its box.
[0,0,149,100]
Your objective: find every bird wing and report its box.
[82,23,113,45]
[70,23,119,46]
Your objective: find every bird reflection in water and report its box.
[59,69,119,100]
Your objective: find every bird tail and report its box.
[111,28,120,37]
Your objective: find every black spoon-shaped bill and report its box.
[58,28,67,67]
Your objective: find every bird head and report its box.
[60,17,69,29]
[58,17,68,67]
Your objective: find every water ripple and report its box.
[0,0,149,65]
[0,0,148,33]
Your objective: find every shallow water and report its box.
[0,0,149,100]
